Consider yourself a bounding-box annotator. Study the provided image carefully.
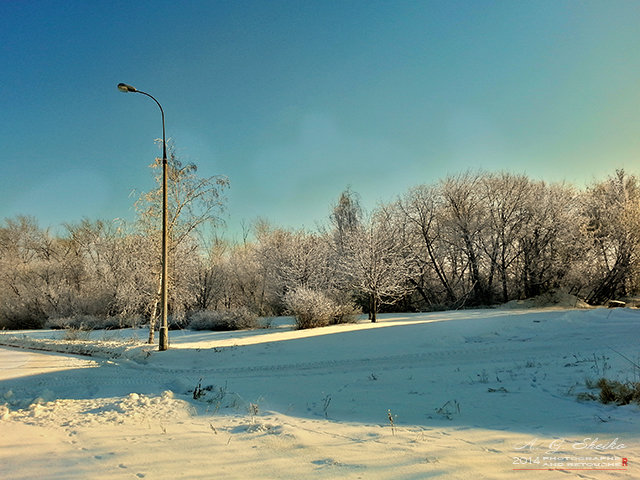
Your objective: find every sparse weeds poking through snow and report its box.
[592,354,610,377]
[487,387,508,393]
[580,348,640,405]
[189,380,239,414]
[192,379,206,400]
[249,402,259,423]
[596,379,640,405]
[321,394,332,418]
[565,353,610,377]
[435,400,460,420]
[468,368,490,384]
[476,369,489,384]
[387,409,396,436]
[578,351,640,405]
[63,325,91,342]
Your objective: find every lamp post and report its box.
[118,82,169,351]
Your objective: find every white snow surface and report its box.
[1,308,638,479]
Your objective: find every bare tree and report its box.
[0,217,49,327]
[398,185,457,306]
[135,141,229,342]
[480,173,534,303]
[340,206,415,321]
[439,172,489,305]
[513,181,579,299]
[582,170,640,304]
[254,225,332,297]
[330,187,362,248]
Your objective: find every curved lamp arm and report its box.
[117,83,166,162]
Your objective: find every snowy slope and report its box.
[1,308,638,479]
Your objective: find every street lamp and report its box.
[118,82,169,351]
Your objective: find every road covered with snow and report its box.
[1,307,638,479]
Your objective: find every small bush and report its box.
[597,378,640,405]
[46,315,97,330]
[284,288,337,329]
[284,288,360,329]
[0,306,46,330]
[188,308,259,331]
[167,313,189,330]
[63,325,92,341]
[45,315,138,331]
[331,301,362,324]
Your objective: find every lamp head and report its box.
[117,83,137,93]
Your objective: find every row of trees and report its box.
[2,159,640,331]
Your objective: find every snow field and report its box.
[1,307,639,479]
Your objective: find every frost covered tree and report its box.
[480,173,534,303]
[339,206,415,321]
[330,187,362,249]
[581,170,640,304]
[397,184,458,307]
[253,224,333,302]
[398,173,581,308]
[135,141,229,342]
[515,181,579,299]
[0,217,51,327]
[185,236,228,312]
[63,219,153,318]
[439,172,489,305]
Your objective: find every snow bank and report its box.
[501,290,591,309]
[0,332,154,363]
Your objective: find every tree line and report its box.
[1,159,639,331]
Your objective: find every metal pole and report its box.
[117,83,169,351]
[158,101,169,352]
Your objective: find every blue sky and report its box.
[2,0,640,239]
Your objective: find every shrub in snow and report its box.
[62,326,91,341]
[284,288,336,329]
[283,287,360,330]
[46,315,102,330]
[597,378,640,405]
[331,301,362,324]
[284,288,362,329]
[168,313,189,331]
[0,306,46,330]
[45,315,140,331]
[187,307,259,331]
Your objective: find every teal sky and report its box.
[2,1,640,239]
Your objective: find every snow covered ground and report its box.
[1,307,638,479]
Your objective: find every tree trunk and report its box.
[409,278,432,307]
[148,278,162,344]
[586,254,630,305]
[501,265,509,303]
[423,230,456,303]
[370,294,378,322]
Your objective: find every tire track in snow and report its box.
[143,341,574,379]
[1,334,613,392]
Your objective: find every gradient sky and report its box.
[2,0,640,239]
